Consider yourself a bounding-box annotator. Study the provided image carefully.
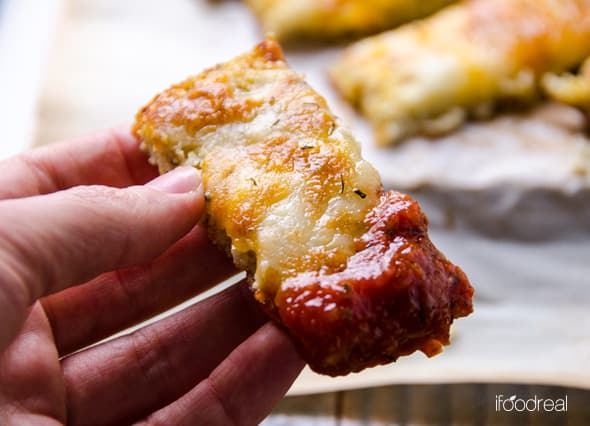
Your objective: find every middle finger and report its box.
[42,225,236,356]
[61,280,268,426]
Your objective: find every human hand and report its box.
[0,128,304,425]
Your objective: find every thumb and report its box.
[0,166,203,351]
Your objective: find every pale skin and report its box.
[0,127,304,425]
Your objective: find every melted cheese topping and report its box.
[330,0,590,144]
[134,39,381,297]
[245,0,456,42]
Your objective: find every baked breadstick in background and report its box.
[330,0,590,145]
[245,0,456,43]
[543,57,590,117]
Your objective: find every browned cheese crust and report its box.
[245,0,456,43]
[543,57,590,117]
[133,39,474,376]
[330,0,590,144]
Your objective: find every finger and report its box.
[42,224,236,356]
[62,281,269,426]
[0,303,65,424]
[0,126,158,200]
[140,322,304,426]
[0,167,203,352]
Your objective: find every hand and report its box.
[0,128,304,425]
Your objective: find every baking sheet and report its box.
[35,0,590,394]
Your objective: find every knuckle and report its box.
[0,211,48,301]
[63,186,137,264]
[65,185,146,211]
[129,326,174,393]
[204,377,240,426]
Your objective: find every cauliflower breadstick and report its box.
[245,0,456,43]
[133,39,474,376]
[330,0,590,145]
[543,57,590,116]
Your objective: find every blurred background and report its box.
[1,0,589,424]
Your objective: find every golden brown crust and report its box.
[134,39,474,375]
[542,57,590,116]
[134,39,382,297]
[330,0,590,144]
[245,0,456,43]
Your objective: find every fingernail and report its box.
[147,166,202,194]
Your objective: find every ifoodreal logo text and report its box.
[495,394,568,413]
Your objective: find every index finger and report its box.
[0,126,158,200]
